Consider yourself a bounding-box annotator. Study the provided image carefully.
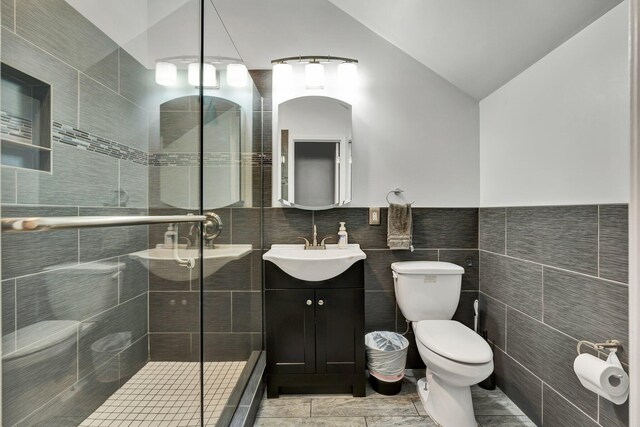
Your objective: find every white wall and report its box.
[268,5,479,207]
[479,2,630,207]
[212,0,480,208]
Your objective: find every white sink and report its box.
[263,244,366,281]
[133,244,252,281]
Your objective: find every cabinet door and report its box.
[315,288,364,374]
[265,289,316,374]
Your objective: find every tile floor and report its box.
[253,370,536,426]
[81,361,246,427]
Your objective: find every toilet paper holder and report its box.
[576,339,623,355]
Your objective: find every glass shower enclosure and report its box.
[0,0,263,425]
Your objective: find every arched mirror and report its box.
[277,96,353,209]
[156,95,243,209]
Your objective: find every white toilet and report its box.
[392,261,493,427]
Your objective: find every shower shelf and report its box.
[1,63,52,172]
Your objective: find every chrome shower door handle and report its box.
[203,212,222,242]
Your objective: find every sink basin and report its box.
[132,244,252,281]
[263,244,366,281]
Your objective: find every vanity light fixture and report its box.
[337,61,358,87]
[227,63,248,87]
[305,61,325,89]
[155,61,177,86]
[154,56,243,88]
[188,62,217,87]
[271,55,358,89]
[273,62,293,87]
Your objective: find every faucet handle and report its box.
[297,237,311,248]
[320,237,333,247]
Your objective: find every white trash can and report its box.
[365,331,409,395]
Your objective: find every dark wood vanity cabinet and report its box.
[264,260,365,398]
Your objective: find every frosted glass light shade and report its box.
[227,63,248,87]
[273,63,293,87]
[305,62,324,89]
[188,63,217,87]
[155,61,177,86]
[337,62,358,87]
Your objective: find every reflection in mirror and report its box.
[278,96,352,209]
[157,95,241,208]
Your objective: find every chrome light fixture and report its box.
[188,62,217,87]
[271,55,358,89]
[305,61,325,89]
[273,62,293,87]
[337,61,358,87]
[227,63,248,87]
[155,61,177,86]
[154,56,243,88]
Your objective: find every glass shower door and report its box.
[200,2,264,425]
[0,0,207,425]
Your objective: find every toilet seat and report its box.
[414,320,492,364]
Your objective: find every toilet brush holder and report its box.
[478,331,496,390]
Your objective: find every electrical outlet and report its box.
[369,207,381,225]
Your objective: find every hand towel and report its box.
[387,202,413,250]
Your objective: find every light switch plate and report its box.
[369,207,381,225]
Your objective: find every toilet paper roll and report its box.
[573,352,629,405]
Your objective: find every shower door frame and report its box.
[630,0,639,425]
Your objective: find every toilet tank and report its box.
[391,261,464,321]
[44,261,125,319]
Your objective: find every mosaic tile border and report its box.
[1,112,270,168]
[53,121,148,165]
[1,111,34,143]
[149,152,270,167]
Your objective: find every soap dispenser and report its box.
[337,222,348,248]
[164,224,177,248]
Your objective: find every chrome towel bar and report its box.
[1,213,214,232]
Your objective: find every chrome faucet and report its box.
[299,224,332,249]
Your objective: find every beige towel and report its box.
[387,203,412,250]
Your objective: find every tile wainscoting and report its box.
[264,206,480,369]
[0,0,150,425]
[479,205,629,427]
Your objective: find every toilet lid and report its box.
[415,320,492,364]
[3,320,79,361]
[391,261,464,275]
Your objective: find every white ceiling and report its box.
[328,0,623,99]
[213,0,623,99]
[66,0,240,68]
[67,0,624,99]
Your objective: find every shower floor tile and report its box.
[81,361,246,427]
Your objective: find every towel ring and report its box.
[386,188,415,205]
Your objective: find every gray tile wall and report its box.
[147,72,265,363]
[1,1,150,425]
[262,206,479,369]
[147,207,263,362]
[479,205,629,427]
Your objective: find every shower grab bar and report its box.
[1,213,217,232]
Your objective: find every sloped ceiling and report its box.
[214,0,623,99]
[328,0,624,99]
[67,0,625,99]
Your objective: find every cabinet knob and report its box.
[306,299,313,306]
[318,299,324,306]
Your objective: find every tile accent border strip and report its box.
[149,152,270,167]
[52,121,148,165]
[1,111,33,143]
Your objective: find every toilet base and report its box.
[416,374,478,427]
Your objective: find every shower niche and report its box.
[0,63,51,172]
